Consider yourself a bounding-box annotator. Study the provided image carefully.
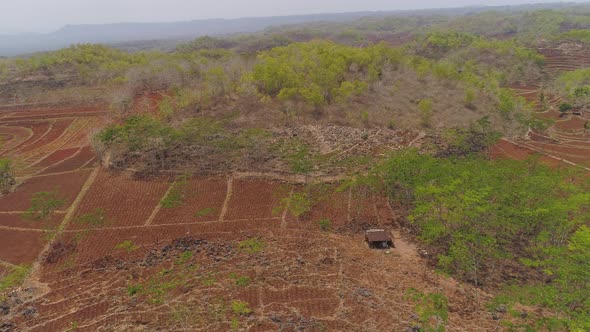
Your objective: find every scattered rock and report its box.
[22,307,37,318]
[0,305,9,315]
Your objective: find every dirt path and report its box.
[218,176,233,222]
[280,188,294,229]
[144,182,175,226]
[23,167,100,297]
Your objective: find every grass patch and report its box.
[318,218,332,232]
[127,284,143,296]
[229,272,251,287]
[231,300,252,315]
[238,237,264,254]
[195,207,214,217]
[114,240,139,252]
[0,265,30,292]
[174,251,193,265]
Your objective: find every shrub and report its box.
[115,240,139,252]
[0,158,15,193]
[0,265,30,292]
[277,192,312,217]
[318,218,332,232]
[127,284,143,296]
[231,301,252,315]
[559,103,573,113]
[23,190,65,221]
[238,238,264,254]
[195,208,214,217]
[229,273,251,287]
[418,99,433,127]
[174,251,193,265]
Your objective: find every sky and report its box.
[0,0,588,34]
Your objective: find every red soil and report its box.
[225,179,291,220]
[3,121,51,155]
[0,213,62,230]
[491,140,566,169]
[553,116,587,131]
[39,146,96,174]
[60,117,105,149]
[17,119,73,154]
[34,147,80,169]
[152,177,228,224]
[291,185,349,230]
[68,171,170,229]
[62,218,281,265]
[0,170,91,211]
[0,106,106,122]
[0,229,47,265]
[0,126,31,153]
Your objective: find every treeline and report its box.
[376,149,590,330]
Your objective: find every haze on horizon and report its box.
[2,0,589,34]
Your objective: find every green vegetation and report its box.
[195,207,214,217]
[127,284,143,296]
[114,240,139,252]
[559,102,573,113]
[277,139,314,174]
[318,218,332,232]
[0,265,30,293]
[238,238,265,254]
[161,174,190,208]
[558,29,590,43]
[14,44,148,83]
[23,190,66,221]
[0,158,14,194]
[72,208,108,243]
[228,272,251,287]
[555,68,590,109]
[275,191,312,217]
[252,40,401,106]
[230,300,252,315]
[381,149,590,327]
[418,98,433,127]
[127,266,195,304]
[406,288,449,332]
[74,208,107,227]
[174,251,193,265]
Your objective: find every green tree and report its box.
[24,190,65,221]
[0,158,15,194]
[418,99,433,127]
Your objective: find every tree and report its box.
[559,102,573,113]
[0,158,15,194]
[418,99,433,127]
[24,190,65,221]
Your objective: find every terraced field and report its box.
[0,102,506,330]
[0,105,106,179]
[538,43,590,77]
[505,46,590,170]
[0,105,107,274]
[1,70,585,329]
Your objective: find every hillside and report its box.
[1,3,590,332]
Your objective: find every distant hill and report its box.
[0,12,380,56]
[0,2,583,56]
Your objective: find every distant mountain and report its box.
[0,2,583,57]
[0,12,377,56]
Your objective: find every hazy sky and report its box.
[1,0,587,33]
